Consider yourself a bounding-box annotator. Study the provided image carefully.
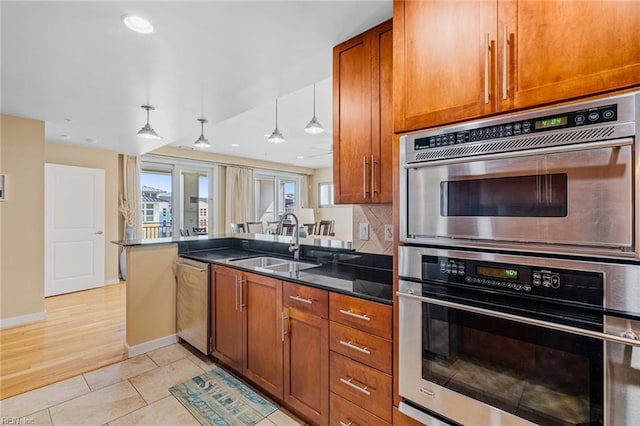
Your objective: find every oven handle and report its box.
[403,137,633,169]
[397,290,640,348]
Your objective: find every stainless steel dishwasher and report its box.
[176,258,210,354]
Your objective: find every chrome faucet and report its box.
[281,212,300,261]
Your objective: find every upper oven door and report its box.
[403,139,634,254]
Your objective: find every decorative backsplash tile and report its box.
[352,204,393,255]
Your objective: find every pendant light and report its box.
[267,98,285,144]
[304,83,324,134]
[193,118,211,149]
[137,105,162,140]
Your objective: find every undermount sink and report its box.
[227,256,319,273]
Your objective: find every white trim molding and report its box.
[104,278,121,286]
[0,310,47,329]
[125,334,178,358]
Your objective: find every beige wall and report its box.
[153,146,315,175]
[126,243,178,346]
[309,167,353,241]
[0,115,45,320]
[45,143,120,283]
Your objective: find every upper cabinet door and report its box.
[372,22,394,203]
[394,0,496,133]
[394,0,640,133]
[333,33,373,204]
[498,0,640,111]
[333,20,393,205]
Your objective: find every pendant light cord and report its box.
[313,84,316,116]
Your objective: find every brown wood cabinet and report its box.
[329,293,392,424]
[211,265,243,372]
[333,19,393,204]
[394,0,640,132]
[331,393,390,426]
[211,265,284,399]
[283,282,329,425]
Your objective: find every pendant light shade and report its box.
[304,84,324,135]
[193,118,211,149]
[137,105,162,140]
[267,99,285,144]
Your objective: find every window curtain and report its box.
[119,155,141,240]
[225,166,254,231]
[300,175,309,208]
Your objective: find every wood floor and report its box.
[0,282,126,400]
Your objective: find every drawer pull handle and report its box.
[339,422,353,426]
[339,377,371,396]
[339,309,370,321]
[289,295,313,304]
[339,339,371,355]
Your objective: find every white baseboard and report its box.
[126,334,178,358]
[104,278,120,286]
[0,310,47,329]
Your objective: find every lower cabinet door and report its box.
[284,308,329,426]
[330,392,390,426]
[243,272,284,400]
[330,352,392,423]
[212,266,243,372]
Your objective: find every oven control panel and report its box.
[414,103,618,150]
[424,256,603,305]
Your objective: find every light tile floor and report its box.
[0,343,307,426]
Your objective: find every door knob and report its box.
[94,230,104,235]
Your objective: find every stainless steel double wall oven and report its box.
[397,92,640,425]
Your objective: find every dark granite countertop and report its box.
[178,239,393,305]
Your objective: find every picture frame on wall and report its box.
[0,174,4,200]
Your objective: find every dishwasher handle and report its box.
[176,262,208,273]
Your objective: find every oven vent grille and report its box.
[412,125,617,163]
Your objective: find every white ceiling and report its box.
[1,0,392,169]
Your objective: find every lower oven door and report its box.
[398,280,606,426]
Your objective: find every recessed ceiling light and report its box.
[85,138,97,144]
[296,156,304,159]
[231,144,240,147]
[121,15,154,34]
[59,134,70,140]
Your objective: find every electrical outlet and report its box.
[384,224,393,241]
[359,223,370,240]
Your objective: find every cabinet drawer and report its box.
[329,293,391,339]
[330,352,392,423]
[329,322,391,374]
[330,392,390,426]
[283,281,329,319]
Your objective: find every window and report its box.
[140,168,173,239]
[141,156,216,239]
[254,173,301,222]
[318,182,334,207]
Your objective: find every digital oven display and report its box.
[534,116,567,130]
[476,266,519,280]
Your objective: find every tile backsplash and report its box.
[352,204,393,255]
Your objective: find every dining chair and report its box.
[302,223,315,236]
[246,221,264,234]
[315,220,335,236]
[280,223,296,236]
[230,223,246,233]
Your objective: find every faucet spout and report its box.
[281,212,300,261]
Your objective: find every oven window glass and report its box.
[422,304,603,425]
[441,174,567,217]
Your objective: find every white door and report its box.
[45,164,105,297]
